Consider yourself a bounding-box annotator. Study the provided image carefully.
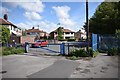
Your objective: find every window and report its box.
[65,32,69,34]
[11,26,12,30]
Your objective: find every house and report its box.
[25,27,49,39]
[0,14,22,36]
[0,14,22,44]
[75,29,86,41]
[50,27,75,40]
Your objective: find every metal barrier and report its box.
[64,42,91,55]
[25,42,65,55]
[25,42,91,55]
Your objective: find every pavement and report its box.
[70,53,119,78]
[1,52,119,79]
[28,60,79,78]
[2,54,57,78]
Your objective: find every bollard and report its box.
[60,43,65,55]
[25,42,29,53]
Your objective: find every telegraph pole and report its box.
[86,0,89,52]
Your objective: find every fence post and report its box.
[68,43,70,56]
[25,42,29,53]
[60,43,65,55]
[92,33,98,51]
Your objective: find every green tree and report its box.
[57,27,63,40]
[0,25,10,44]
[22,30,26,36]
[84,2,120,34]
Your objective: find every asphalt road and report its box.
[28,60,79,78]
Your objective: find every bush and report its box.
[67,39,75,42]
[69,48,99,58]
[70,49,89,57]
[93,51,99,57]
[59,39,66,41]
[2,47,24,56]
[107,48,118,56]
[67,56,78,60]
[3,51,12,55]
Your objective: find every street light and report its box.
[86,0,89,52]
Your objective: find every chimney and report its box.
[4,14,8,21]
[32,27,34,29]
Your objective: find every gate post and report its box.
[25,42,29,53]
[60,43,65,55]
[92,33,98,51]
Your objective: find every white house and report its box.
[50,28,75,39]
[0,14,22,36]
[63,29,75,39]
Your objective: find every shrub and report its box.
[93,51,99,57]
[107,48,118,56]
[59,39,66,41]
[70,49,89,57]
[67,56,78,60]
[2,47,24,56]
[67,39,75,42]
[88,48,93,57]
[3,51,12,55]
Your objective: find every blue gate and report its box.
[25,42,65,55]
[92,33,98,51]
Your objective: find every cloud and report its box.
[17,20,58,33]
[3,0,45,20]
[52,6,70,19]
[52,6,76,28]
[38,21,58,33]
[0,6,9,14]
[17,23,30,30]
[24,12,42,20]
[18,1,45,13]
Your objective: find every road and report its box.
[2,54,79,78]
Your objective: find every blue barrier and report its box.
[92,33,98,51]
[60,43,65,55]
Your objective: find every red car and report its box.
[32,40,48,48]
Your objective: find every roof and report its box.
[63,29,74,33]
[52,28,74,33]
[0,18,17,28]
[26,29,44,33]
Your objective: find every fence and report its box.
[98,34,118,52]
[64,42,91,55]
[92,33,119,52]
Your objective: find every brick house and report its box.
[25,27,49,40]
[50,27,75,39]
[75,30,86,41]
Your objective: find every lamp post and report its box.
[86,0,89,52]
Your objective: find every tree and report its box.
[57,27,63,40]
[0,26,10,44]
[22,30,26,36]
[84,2,120,34]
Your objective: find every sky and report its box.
[0,0,103,33]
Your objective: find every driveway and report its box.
[2,54,57,78]
[1,53,119,79]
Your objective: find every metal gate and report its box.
[25,42,65,55]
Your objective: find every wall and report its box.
[20,36,35,44]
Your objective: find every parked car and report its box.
[31,40,48,48]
